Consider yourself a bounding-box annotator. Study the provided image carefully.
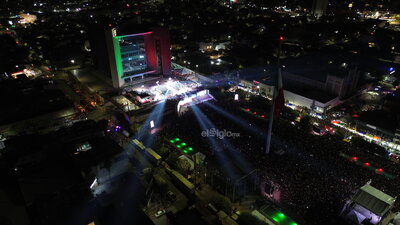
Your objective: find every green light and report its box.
[112,37,123,78]
[278,213,285,218]
[175,138,180,141]
[272,217,279,222]
[188,147,193,151]
[291,223,298,225]
[170,140,175,143]
[183,150,188,154]
[176,145,181,148]
[181,143,186,146]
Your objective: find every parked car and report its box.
[155,210,166,218]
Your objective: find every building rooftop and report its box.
[240,45,396,87]
[284,84,338,103]
[282,56,348,83]
[352,184,396,217]
[0,78,71,126]
[111,17,154,37]
[239,66,338,103]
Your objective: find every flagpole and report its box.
[265,36,283,154]
[265,84,276,154]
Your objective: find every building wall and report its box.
[284,90,339,113]
[239,80,340,113]
[341,68,360,98]
[325,74,344,96]
[152,28,171,76]
[105,28,123,88]
[144,34,158,72]
[89,26,112,81]
[284,68,360,99]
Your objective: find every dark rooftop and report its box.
[284,84,338,103]
[167,207,208,225]
[239,66,337,103]
[240,45,397,87]
[0,78,71,126]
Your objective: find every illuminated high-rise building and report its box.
[312,0,328,18]
[90,20,171,88]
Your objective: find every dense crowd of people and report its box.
[155,93,399,225]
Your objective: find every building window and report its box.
[118,36,150,77]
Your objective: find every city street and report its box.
[70,68,115,94]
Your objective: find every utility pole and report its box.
[265,36,284,154]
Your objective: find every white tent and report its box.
[345,210,366,224]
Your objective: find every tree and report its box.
[165,152,179,167]
[176,158,191,174]
[156,145,170,157]
[205,192,232,213]
[130,123,141,133]
[351,136,364,146]
[298,115,311,132]
[392,79,399,88]
[281,107,298,121]
[335,128,346,139]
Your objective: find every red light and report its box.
[279,36,284,41]
[261,115,265,118]
[377,168,384,172]
[253,112,257,115]
[364,162,370,166]
[246,108,250,111]
[351,156,358,161]
[108,24,112,27]
[352,114,359,118]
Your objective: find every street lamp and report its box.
[70,59,75,64]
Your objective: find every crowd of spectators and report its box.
[155,93,399,225]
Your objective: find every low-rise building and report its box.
[341,182,396,225]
